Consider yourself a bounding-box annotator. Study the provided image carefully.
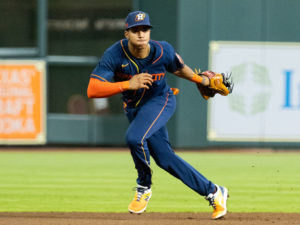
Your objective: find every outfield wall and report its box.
[136,0,300,148]
[1,0,300,148]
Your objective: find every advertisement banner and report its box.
[208,41,300,142]
[0,60,46,144]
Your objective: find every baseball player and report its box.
[87,11,232,219]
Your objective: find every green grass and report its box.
[0,150,299,213]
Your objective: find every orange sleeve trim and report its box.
[189,73,204,84]
[90,74,108,82]
[87,78,130,98]
[152,41,164,65]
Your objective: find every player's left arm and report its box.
[173,64,209,86]
[163,42,209,86]
[164,41,233,97]
[174,65,234,99]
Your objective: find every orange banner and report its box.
[0,60,46,144]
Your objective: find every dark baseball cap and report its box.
[125,11,152,30]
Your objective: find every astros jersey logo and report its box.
[135,13,146,21]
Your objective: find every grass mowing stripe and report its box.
[0,151,299,212]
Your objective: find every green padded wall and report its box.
[45,0,300,147]
[135,0,300,148]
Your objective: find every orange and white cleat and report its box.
[205,184,229,219]
[128,185,152,214]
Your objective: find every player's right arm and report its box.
[87,73,153,98]
[87,78,129,98]
[87,45,153,98]
[87,74,153,98]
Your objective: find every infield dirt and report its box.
[0,212,299,225]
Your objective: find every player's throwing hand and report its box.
[128,73,153,90]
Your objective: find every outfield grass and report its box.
[0,150,299,213]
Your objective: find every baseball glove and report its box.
[196,71,234,100]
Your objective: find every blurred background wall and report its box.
[1,0,300,148]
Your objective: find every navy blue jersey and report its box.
[91,39,184,107]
